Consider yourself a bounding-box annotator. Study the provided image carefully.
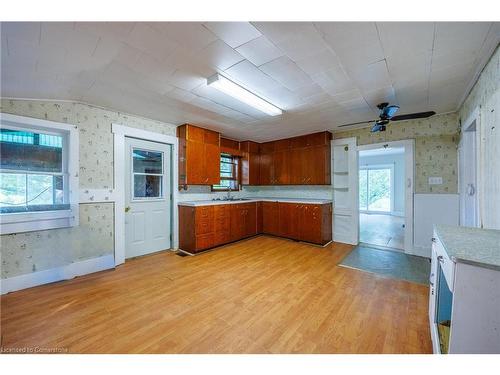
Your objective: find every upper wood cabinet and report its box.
[177,124,221,188]
[241,141,260,185]
[177,124,331,188]
[259,131,331,186]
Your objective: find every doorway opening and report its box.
[358,145,406,251]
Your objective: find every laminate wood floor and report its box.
[0,236,432,354]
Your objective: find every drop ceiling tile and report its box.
[151,22,218,52]
[259,56,313,91]
[311,65,355,95]
[2,22,41,45]
[90,36,123,65]
[203,22,261,48]
[167,69,205,91]
[318,22,385,70]
[125,23,178,61]
[224,60,282,100]
[362,86,397,109]
[434,22,492,55]
[197,39,245,71]
[376,22,434,57]
[235,35,284,66]
[329,89,364,104]
[348,60,392,92]
[293,83,324,99]
[74,22,136,41]
[163,87,197,104]
[252,22,314,45]
[294,48,341,76]
[274,26,328,62]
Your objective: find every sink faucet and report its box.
[226,187,232,200]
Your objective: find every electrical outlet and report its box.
[428,177,443,185]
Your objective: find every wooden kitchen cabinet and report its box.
[278,202,300,239]
[179,201,332,254]
[177,124,221,188]
[241,141,260,185]
[230,203,257,241]
[273,149,290,185]
[262,201,279,235]
[259,151,274,185]
[278,202,332,245]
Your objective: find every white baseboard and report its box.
[0,254,115,295]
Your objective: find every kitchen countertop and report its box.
[178,197,333,207]
[434,224,500,270]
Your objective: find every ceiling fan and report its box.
[338,103,436,133]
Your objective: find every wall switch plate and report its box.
[428,177,443,185]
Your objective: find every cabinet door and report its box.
[245,204,257,237]
[230,206,245,241]
[186,140,205,184]
[259,152,274,185]
[309,145,330,185]
[289,148,303,185]
[262,201,279,235]
[248,153,260,185]
[204,143,221,185]
[279,203,300,239]
[273,149,290,185]
[299,204,322,243]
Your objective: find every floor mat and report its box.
[338,245,430,285]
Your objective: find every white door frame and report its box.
[357,139,415,253]
[458,107,481,228]
[332,137,359,245]
[112,124,178,266]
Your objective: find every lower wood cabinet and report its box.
[276,202,332,245]
[179,201,332,254]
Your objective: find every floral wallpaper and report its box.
[0,99,177,279]
[333,112,460,194]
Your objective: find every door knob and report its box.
[125,206,131,213]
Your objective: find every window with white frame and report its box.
[0,113,79,234]
[132,148,164,199]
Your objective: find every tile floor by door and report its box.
[360,213,405,250]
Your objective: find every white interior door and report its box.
[125,137,172,259]
[331,137,358,245]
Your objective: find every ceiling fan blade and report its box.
[391,111,436,121]
[337,120,377,128]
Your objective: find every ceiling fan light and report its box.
[207,73,282,116]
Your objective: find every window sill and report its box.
[0,207,78,235]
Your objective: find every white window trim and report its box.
[0,113,79,235]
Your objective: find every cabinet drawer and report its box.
[214,205,230,219]
[432,232,455,290]
[196,218,214,234]
[195,233,214,251]
[215,217,230,232]
[214,231,231,246]
[196,206,214,219]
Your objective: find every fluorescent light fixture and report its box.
[207,73,282,116]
